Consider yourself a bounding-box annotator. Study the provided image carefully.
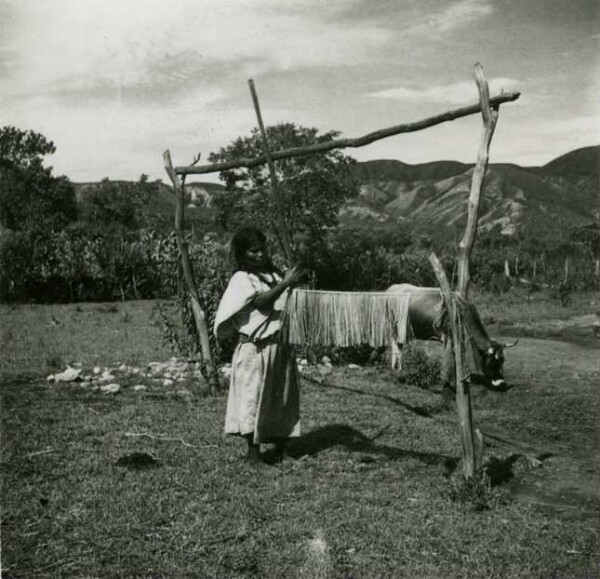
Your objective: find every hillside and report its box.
[347,145,599,240]
[72,146,598,242]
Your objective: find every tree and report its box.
[78,174,158,233]
[208,123,359,264]
[0,126,77,231]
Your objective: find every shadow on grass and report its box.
[286,423,452,467]
[307,380,446,419]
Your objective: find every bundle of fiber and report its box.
[284,289,411,347]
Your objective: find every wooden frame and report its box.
[163,64,518,476]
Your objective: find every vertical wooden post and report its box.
[429,253,481,478]
[248,79,294,263]
[457,63,499,298]
[163,150,219,392]
[430,64,499,479]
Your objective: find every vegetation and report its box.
[0,127,178,303]
[208,123,358,252]
[397,344,441,390]
[2,125,598,307]
[1,295,598,577]
[1,122,598,575]
[0,126,77,231]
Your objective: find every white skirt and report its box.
[225,338,301,443]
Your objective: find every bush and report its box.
[447,470,498,512]
[397,344,440,389]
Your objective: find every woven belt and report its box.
[238,333,280,345]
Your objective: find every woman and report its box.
[213,227,304,464]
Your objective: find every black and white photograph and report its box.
[1,1,599,577]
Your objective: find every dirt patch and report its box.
[493,313,600,348]
[509,454,599,518]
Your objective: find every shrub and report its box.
[397,344,440,389]
[447,470,498,512]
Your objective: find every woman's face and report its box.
[244,244,268,269]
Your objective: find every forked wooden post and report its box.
[163,150,219,392]
[457,63,499,297]
[429,253,481,478]
[430,63,498,478]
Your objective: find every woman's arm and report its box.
[252,266,303,311]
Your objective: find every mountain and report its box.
[72,146,598,242]
[540,146,599,179]
[348,145,599,239]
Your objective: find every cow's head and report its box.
[473,339,518,389]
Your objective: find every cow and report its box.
[387,284,517,404]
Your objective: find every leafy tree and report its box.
[0,126,77,231]
[208,123,359,264]
[78,174,159,233]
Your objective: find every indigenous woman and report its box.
[213,227,304,464]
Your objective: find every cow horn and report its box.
[503,339,519,348]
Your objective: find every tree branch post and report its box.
[163,149,219,392]
[429,253,481,478]
[457,63,499,297]
[430,63,500,479]
[248,79,294,263]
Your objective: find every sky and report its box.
[1,0,598,184]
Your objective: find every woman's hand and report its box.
[252,266,304,311]
[283,266,304,288]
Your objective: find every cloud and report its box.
[405,0,494,35]
[365,78,521,105]
[1,0,392,105]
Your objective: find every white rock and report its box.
[53,367,83,383]
[118,364,127,371]
[46,374,55,382]
[100,370,116,382]
[318,365,333,376]
[321,356,332,366]
[177,388,193,397]
[347,364,360,369]
[133,384,148,391]
[100,383,121,394]
[163,379,174,387]
[93,366,101,375]
[148,362,163,374]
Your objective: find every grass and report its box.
[0,300,173,380]
[1,296,599,578]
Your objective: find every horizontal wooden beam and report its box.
[173,90,520,176]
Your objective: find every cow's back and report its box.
[387,284,443,340]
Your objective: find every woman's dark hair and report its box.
[230,227,278,274]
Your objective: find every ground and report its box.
[0,290,598,578]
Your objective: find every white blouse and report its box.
[213,271,290,341]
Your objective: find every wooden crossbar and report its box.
[174,91,519,176]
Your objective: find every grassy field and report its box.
[1,292,599,578]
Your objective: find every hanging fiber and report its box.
[283,289,412,348]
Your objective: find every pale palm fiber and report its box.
[283,289,411,347]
